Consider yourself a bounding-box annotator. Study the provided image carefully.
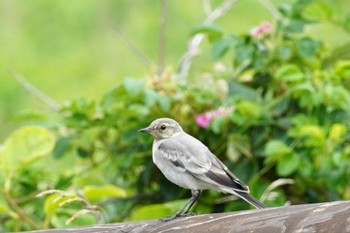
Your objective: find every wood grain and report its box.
[26,201,350,233]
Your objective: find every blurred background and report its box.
[1,0,295,140]
[1,0,350,231]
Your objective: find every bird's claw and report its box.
[160,212,196,222]
[159,215,178,222]
[181,212,196,217]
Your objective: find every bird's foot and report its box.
[159,214,178,222]
[160,212,196,222]
[181,212,196,217]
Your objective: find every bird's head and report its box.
[139,118,183,139]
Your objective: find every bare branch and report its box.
[114,27,154,69]
[0,189,40,230]
[260,178,295,202]
[36,189,66,198]
[65,209,102,225]
[178,0,241,78]
[203,0,212,17]
[8,68,60,112]
[59,197,85,207]
[203,0,240,24]
[258,0,283,20]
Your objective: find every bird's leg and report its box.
[160,190,201,222]
[183,190,201,214]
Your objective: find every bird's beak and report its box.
[139,127,151,133]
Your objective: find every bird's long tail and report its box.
[235,191,266,209]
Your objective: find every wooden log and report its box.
[27,201,350,233]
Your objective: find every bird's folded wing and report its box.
[207,155,250,192]
[158,134,249,193]
[157,137,212,174]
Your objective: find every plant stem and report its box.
[0,189,40,230]
[8,68,60,112]
[178,0,241,78]
[258,0,283,20]
[114,27,154,69]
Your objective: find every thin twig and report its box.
[8,68,60,111]
[0,189,40,230]
[114,27,154,69]
[260,178,295,202]
[178,0,241,78]
[203,0,212,17]
[203,0,240,24]
[158,0,168,75]
[258,0,283,20]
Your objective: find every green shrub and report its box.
[1,0,350,231]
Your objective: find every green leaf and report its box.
[277,153,300,176]
[123,77,145,96]
[328,123,347,142]
[275,64,306,82]
[131,200,187,221]
[144,89,172,111]
[53,136,73,159]
[0,196,10,214]
[102,86,127,107]
[44,193,77,218]
[277,46,292,60]
[192,24,224,42]
[210,117,224,134]
[324,43,350,67]
[299,158,313,177]
[82,184,127,203]
[158,96,172,112]
[228,79,257,100]
[234,39,254,64]
[226,137,241,163]
[211,37,235,60]
[285,19,306,33]
[291,83,321,109]
[296,37,321,58]
[298,125,325,147]
[335,60,350,79]
[77,147,89,158]
[344,14,350,32]
[264,140,293,164]
[275,64,295,80]
[13,110,48,122]
[332,151,346,168]
[144,89,158,107]
[0,126,55,174]
[231,159,258,182]
[301,1,332,21]
[236,100,262,119]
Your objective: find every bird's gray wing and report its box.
[163,133,250,192]
[157,134,212,174]
[157,133,249,193]
[206,154,250,192]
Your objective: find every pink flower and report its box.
[195,107,234,128]
[250,21,272,37]
[195,114,212,128]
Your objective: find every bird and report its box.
[139,118,266,221]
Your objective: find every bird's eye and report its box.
[160,125,167,130]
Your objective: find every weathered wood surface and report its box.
[27,201,350,233]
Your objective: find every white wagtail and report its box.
[139,118,266,221]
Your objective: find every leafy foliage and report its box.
[1,0,350,231]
